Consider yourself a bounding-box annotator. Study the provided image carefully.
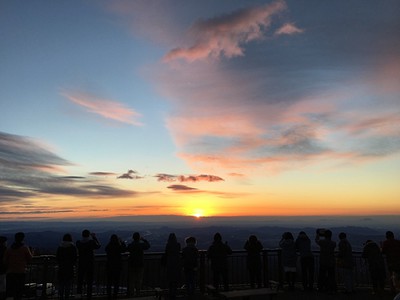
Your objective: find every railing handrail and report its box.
[25,249,379,299]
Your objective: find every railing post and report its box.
[262,250,269,287]
[277,248,283,288]
[199,250,206,294]
[41,256,49,300]
[126,257,131,297]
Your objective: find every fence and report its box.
[24,249,378,299]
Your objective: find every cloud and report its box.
[167,184,198,191]
[228,173,245,177]
[117,170,143,179]
[163,0,287,62]
[0,209,75,215]
[155,173,224,182]
[62,92,143,126]
[0,131,70,171]
[179,174,224,182]
[116,0,400,175]
[0,131,142,203]
[89,172,117,176]
[155,173,177,182]
[275,23,304,35]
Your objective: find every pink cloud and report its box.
[163,0,287,62]
[275,23,304,35]
[63,92,143,126]
[114,1,399,174]
[341,113,400,137]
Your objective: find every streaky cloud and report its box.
[0,209,75,215]
[89,172,117,176]
[167,184,198,191]
[0,131,143,202]
[62,91,143,126]
[0,131,70,171]
[61,176,86,179]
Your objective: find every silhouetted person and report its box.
[56,233,78,300]
[337,232,354,294]
[182,236,198,297]
[295,231,314,291]
[207,232,232,291]
[76,229,101,299]
[0,236,7,300]
[4,232,33,300]
[279,232,296,291]
[127,232,150,297]
[382,231,400,293]
[362,240,386,295]
[315,229,336,293]
[164,233,181,300]
[244,235,263,288]
[105,234,127,300]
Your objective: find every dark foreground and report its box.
[123,287,396,300]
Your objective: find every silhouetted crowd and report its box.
[1,229,400,300]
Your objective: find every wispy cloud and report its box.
[155,173,224,182]
[63,92,143,126]
[164,0,287,62]
[0,209,75,215]
[0,131,142,204]
[0,131,70,173]
[275,23,304,35]
[167,184,197,191]
[111,0,400,176]
[89,172,117,176]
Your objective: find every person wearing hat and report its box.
[0,236,7,300]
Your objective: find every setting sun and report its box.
[192,208,205,218]
[193,209,204,218]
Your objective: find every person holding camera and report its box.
[76,229,101,299]
[315,229,336,294]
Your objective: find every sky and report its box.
[1,0,399,221]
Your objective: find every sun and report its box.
[182,197,217,218]
[191,208,205,218]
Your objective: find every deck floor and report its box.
[127,288,396,300]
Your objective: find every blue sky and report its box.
[1,0,399,219]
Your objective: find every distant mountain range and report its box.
[1,215,398,254]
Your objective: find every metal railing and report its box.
[23,249,379,299]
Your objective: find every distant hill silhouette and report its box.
[1,216,398,254]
